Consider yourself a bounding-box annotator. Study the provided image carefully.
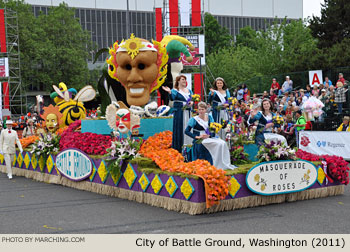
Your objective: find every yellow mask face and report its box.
[46,113,58,133]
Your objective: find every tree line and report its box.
[205,0,350,89]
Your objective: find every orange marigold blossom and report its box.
[140,131,230,208]
[56,126,69,135]
[20,135,40,149]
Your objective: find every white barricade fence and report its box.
[298,131,350,159]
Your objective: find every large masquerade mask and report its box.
[115,108,131,134]
[107,34,168,106]
[106,102,140,136]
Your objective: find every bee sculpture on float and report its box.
[51,82,96,126]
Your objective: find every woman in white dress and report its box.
[185,102,236,170]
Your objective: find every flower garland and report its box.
[139,131,230,208]
[20,135,40,149]
[59,120,112,155]
[296,149,349,185]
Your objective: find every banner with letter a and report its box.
[299,131,350,159]
[309,70,323,88]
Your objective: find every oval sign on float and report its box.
[246,160,318,196]
[56,149,93,181]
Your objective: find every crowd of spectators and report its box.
[210,73,349,147]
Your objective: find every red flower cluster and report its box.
[296,149,320,161]
[59,120,112,155]
[296,149,349,185]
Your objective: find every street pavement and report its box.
[0,172,349,234]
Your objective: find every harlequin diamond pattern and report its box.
[151,174,163,194]
[97,160,108,183]
[123,163,137,189]
[110,167,122,186]
[17,152,24,168]
[46,155,54,174]
[89,163,97,182]
[228,176,241,198]
[38,155,45,172]
[138,173,150,192]
[31,154,38,170]
[317,166,326,186]
[0,153,4,164]
[23,153,31,169]
[12,153,17,166]
[180,178,194,200]
[165,176,178,197]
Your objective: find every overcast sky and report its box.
[303,0,325,18]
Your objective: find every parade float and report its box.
[1,34,348,215]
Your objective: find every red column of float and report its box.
[192,0,201,26]
[169,0,178,35]
[0,9,9,109]
[194,73,203,98]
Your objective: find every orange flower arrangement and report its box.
[140,131,230,208]
[56,126,69,135]
[20,135,40,149]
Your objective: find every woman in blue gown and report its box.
[208,77,230,123]
[208,77,230,139]
[185,102,236,170]
[162,75,193,153]
[248,98,286,147]
[185,102,214,164]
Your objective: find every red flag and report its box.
[0,9,7,53]
[169,0,178,35]
[192,0,201,26]
[155,8,163,42]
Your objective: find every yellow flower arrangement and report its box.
[272,115,284,126]
[228,97,237,105]
[192,94,201,102]
[209,122,222,134]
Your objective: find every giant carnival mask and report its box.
[106,102,140,135]
[42,105,63,133]
[107,34,168,106]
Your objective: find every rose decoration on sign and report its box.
[300,136,311,147]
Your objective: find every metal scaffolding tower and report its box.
[162,0,211,100]
[2,8,25,116]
